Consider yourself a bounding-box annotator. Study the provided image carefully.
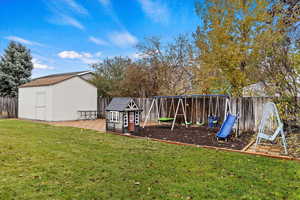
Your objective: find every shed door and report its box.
[35,92,46,120]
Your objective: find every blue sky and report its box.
[0,0,200,78]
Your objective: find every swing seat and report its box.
[208,116,218,128]
[255,102,288,154]
[196,121,205,126]
[257,124,284,141]
[183,121,192,125]
[158,117,174,122]
[216,114,237,139]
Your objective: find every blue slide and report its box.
[216,114,237,139]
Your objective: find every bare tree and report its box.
[137,34,196,95]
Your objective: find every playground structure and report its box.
[142,94,238,134]
[255,102,288,154]
[216,97,239,140]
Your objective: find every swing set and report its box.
[142,94,229,131]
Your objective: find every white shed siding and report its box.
[18,86,53,121]
[52,77,97,121]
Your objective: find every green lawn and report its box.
[0,120,299,200]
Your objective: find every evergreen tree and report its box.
[0,41,33,97]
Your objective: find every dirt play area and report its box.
[135,125,254,150]
[36,119,294,158]
[47,119,253,150]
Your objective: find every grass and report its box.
[0,120,299,200]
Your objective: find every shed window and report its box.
[135,112,139,125]
[124,112,128,127]
[110,111,119,122]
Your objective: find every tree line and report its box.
[0,0,299,125]
[93,0,299,97]
[91,34,196,97]
[91,0,299,125]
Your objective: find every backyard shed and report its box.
[106,97,142,133]
[18,71,97,121]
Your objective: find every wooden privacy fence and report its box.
[97,97,111,118]
[0,97,18,118]
[1,95,291,130]
[230,97,273,131]
[98,97,280,131]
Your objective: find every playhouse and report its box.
[106,97,142,133]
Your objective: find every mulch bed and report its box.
[134,125,254,150]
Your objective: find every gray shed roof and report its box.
[106,97,141,111]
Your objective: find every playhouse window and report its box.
[135,112,139,125]
[124,112,128,127]
[110,111,119,122]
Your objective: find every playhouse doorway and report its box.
[128,112,135,132]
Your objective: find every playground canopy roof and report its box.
[153,94,228,99]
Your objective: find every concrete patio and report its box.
[48,119,106,132]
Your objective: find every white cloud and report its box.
[131,53,141,59]
[48,14,84,30]
[62,0,89,15]
[82,52,93,58]
[58,50,100,64]
[32,53,55,64]
[89,36,109,46]
[5,36,43,46]
[80,57,99,64]
[95,52,102,57]
[109,32,138,48]
[97,0,124,28]
[60,14,85,30]
[98,0,110,6]
[32,58,54,69]
[130,52,148,60]
[45,1,85,30]
[58,51,83,59]
[128,52,149,61]
[137,0,170,24]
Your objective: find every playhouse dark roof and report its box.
[106,97,141,111]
